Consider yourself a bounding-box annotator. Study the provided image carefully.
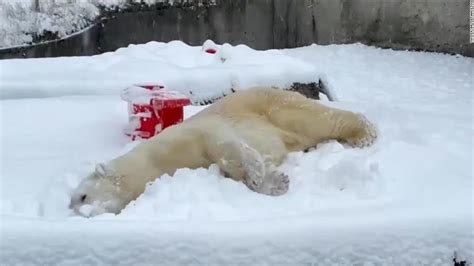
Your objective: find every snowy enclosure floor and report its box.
[0,42,473,265]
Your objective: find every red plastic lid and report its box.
[136,84,165,90]
[205,48,217,54]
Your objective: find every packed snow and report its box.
[0,41,472,265]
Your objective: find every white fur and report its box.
[71,87,378,217]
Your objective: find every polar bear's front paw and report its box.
[245,167,290,196]
[347,115,378,148]
[267,170,290,196]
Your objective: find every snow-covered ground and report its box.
[0,41,472,265]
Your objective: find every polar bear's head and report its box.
[70,163,129,217]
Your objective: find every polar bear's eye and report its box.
[80,194,87,202]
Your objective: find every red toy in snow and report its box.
[205,48,217,54]
[121,85,191,140]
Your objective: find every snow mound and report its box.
[0,40,319,102]
[116,142,384,222]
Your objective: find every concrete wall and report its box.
[303,0,471,55]
[0,0,471,59]
[0,25,101,59]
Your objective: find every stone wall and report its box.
[302,0,471,55]
[0,0,471,59]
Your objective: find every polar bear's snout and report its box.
[69,194,87,209]
[69,193,92,217]
[70,170,127,217]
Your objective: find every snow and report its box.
[0,0,99,48]
[0,40,319,103]
[0,41,473,265]
[0,0,217,48]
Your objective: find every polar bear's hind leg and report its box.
[266,97,378,149]
[327,111,378,148]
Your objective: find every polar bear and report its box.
[70,87,377,217]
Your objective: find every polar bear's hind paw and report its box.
[347,115,378,148]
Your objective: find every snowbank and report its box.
[0,42,472,265]
[0,40,319,103]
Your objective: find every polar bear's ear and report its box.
[95,163,112,178]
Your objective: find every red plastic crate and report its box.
[121,85,191,140]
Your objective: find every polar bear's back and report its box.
[183,87,318,161]
[188,87,315,122]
